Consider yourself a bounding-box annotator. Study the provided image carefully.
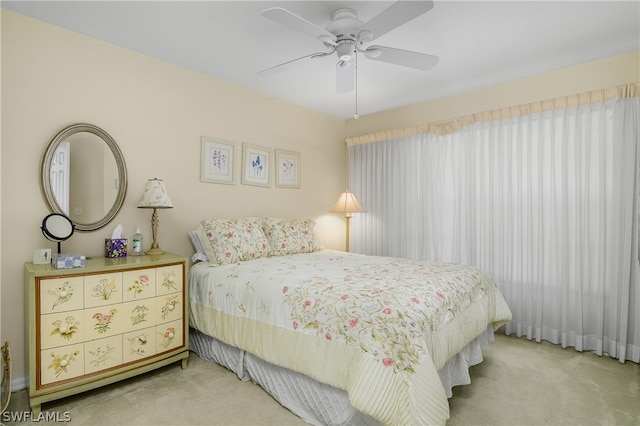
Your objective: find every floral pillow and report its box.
[196,217,271,265]
[261,217,319,256]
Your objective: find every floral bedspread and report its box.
[189,250,512,425]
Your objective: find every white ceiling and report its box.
[3,1,639,119]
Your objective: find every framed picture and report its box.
[275,149,301,189]
[201,137,235,184]
[241,143,271,187]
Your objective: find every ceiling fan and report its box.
[258,1,439,95]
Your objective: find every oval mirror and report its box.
[40,124,127,232]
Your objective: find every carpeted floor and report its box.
[4,333,640,425]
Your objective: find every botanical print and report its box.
[161,271,177,291]
[48,281,74,310]
[127,332,149,357]
[88,345,115,368]
[50,316,80,341]
[48,350,79,377]
[275,150,300,188]
[209,147,229,176]
[241,143,270,187]
[92,278,118,300]
[201,137,235,184]
[249,154,265,179]
[160,296,179,320]
[158,327,176,349]
[279,158,295,181]
[130,305,149,325]
[92,309,117,333]
[127,274,150,298]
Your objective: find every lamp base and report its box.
[144,248,165,256]
[145,207,165,256]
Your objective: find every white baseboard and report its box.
[11,376,27,392]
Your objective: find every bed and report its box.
[188,217,512,425]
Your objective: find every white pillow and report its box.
[188,230,208,263]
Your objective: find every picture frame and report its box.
[241,143,271,187]
[201,137,235,184]
[275,149,301,189]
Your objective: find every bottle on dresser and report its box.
[132,228,144,256]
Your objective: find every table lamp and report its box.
[138,178,173,255]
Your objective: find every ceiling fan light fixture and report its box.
[336,43,356,62]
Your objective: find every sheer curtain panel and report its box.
[348,85,640,363]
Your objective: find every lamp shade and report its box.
[137,178,173,209]
[329,191,363,215]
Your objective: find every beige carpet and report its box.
[4,334,640,425]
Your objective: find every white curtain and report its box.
[348,86,640,363]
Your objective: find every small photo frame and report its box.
[275,149,301,189]
[241,143,271,187]
[201,137,235,184]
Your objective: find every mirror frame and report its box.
[40,123,128,232]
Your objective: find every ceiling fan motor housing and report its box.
[327,10,361,37]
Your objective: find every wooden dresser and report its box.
[24,252,189,414]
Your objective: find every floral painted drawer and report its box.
[39,277,84,315]
[25,253,188,415]
[84,272,123,308]
[123,268,157,301]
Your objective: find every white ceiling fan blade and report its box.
[336,61,354,94]
[357,1,434,42]
[365,45,439,71]
[262,7,337,45]
[258,51,332,77]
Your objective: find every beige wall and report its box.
[1,10,348,383]
[346,50,640,138]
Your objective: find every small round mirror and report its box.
[41,213,75,253]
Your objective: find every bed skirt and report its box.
[190,325,495,426]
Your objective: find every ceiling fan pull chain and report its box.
[354,53,359,119]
